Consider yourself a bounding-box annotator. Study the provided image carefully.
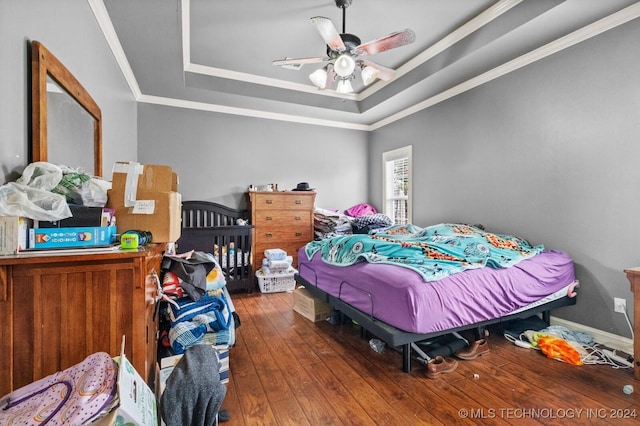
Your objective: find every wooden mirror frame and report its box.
[31,40,103,177]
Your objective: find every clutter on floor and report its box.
[502,316,634,370]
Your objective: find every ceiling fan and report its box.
[273,0,416,94]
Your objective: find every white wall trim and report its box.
[93,1,640,131]
[183,63,353,99]
[137,94,370,131]
[369,2,640,131]
[177,0,522,102]
[89,0,141,99]
[550,316,634,355]
[181,0,356,101]
[360,0,522,98]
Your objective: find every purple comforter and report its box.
[298,248,575,334]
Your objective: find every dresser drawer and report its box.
[254,210,311,229]
[254,227,312,244]
[251,193,314,210]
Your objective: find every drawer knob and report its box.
[295,232,302,237]
[266,233,273,238]
[266,216,273,221]
[295,216,301,221]
[295,200,302,204]
[266,200,273,204]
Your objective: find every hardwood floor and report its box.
[221,290,639,425]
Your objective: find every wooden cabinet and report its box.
[247,191,316,268]
[623,267,640,380]
[0,245,163,396]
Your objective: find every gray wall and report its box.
[370,20,640,337]
[3,0,638,339]
[137,104,369,210]
[0,0,136,183]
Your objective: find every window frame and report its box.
[382,145,412,225]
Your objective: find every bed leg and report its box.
[542,310,551,324]
[473,327,486,340]
[402,344,411,373]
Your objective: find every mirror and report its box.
[31,40,102,177]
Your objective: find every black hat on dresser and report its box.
[292,182,315,191]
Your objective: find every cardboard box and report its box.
[91,343,157,426]
[111,162,178,207]
[107,190,181,243]
[29,225,116,249]
[293,287,331,322]
[0,216,30,255]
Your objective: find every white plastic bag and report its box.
[16,162,63,191]
[0,162,72,221]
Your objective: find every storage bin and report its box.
[256,269,296,293]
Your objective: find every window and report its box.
[383,146,412,225]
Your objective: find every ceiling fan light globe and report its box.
[336,78,354,94]
[334,54,356,77]
[309,68,328,88]
[361,65,380,86]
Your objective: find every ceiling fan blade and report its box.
[360,60,395,82]
[354,29,416,56]
[273,57,328,67]
[311,16,346,52]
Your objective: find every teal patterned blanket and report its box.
[304,223,544,282]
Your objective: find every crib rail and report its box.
[178,201,254,293]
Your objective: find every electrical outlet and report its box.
[614,297,626,314]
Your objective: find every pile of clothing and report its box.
[314,207,353,239]
[159,250,237,356]
[261,248,295,275]
[313,203,394,240]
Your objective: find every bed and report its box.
[295,223,578,372]
[177,201,254,293]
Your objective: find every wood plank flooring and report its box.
[220,290,639,425]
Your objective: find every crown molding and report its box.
[370,1,640,130]
[91,0,640,132]
[89,0,141,98]
[137,94,370,131]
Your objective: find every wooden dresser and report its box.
[623,267,640,380]
[0,245,163,396]
[247,191,316,268]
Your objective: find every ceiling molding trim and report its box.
[95,1,639,132]
[184,63,357,100]
[360,0,523,98]
[180,0,516,102]
[369,2,640,131]
[181,0,190,69]
[89,0,142,98]
[181,0,355,101]
[137,94,371,131]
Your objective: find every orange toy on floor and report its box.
[537,335,584,366]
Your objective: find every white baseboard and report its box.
[550,316,634,355]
